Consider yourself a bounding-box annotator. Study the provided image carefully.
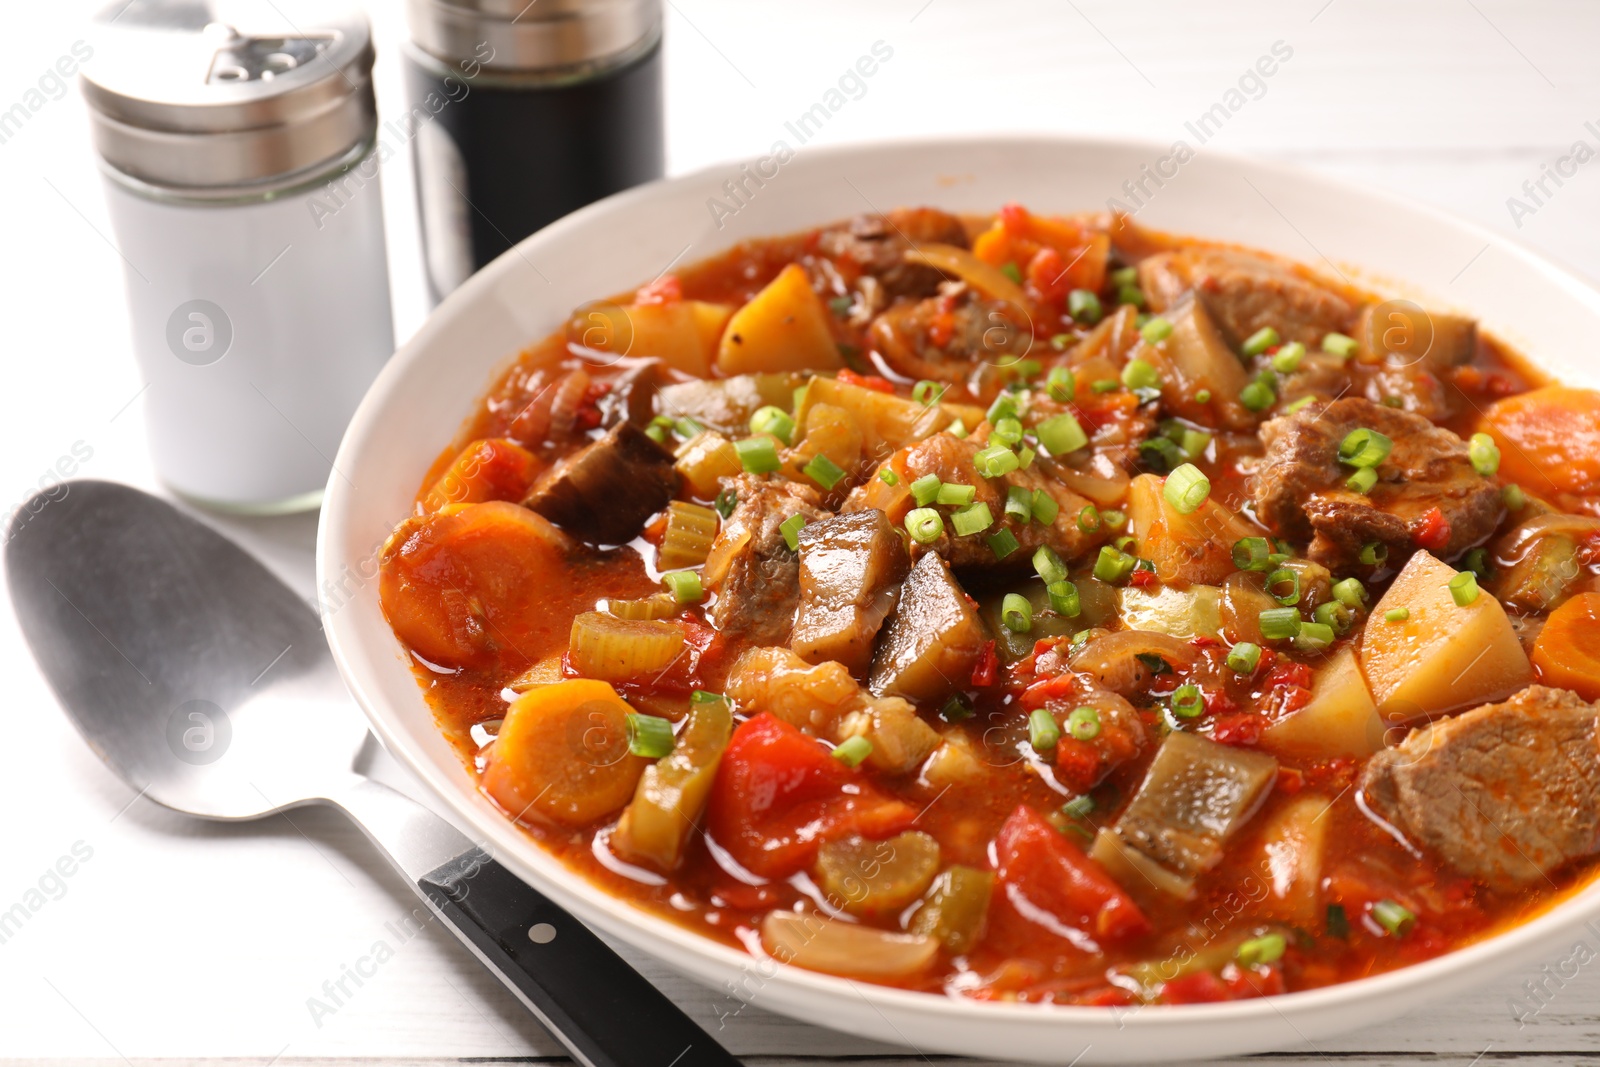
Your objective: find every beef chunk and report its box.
[1139,248,1357,349]
[1360,686,1600,889]
[868,551,990,703]
[703,476,829,646]
[793,510,910,677]
[818,207,970,299]
[522,421,675,545]
[844,432,1099,571]
[1253,397,1503,570]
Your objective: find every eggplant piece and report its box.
[595,358,664,428]
[868,552,990,703]
[1091,731,1277,900]
[521,421,675,545]
[793,510,910,676]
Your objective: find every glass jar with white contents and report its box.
[82,1,394,513]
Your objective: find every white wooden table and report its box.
[5,1,1600,1062]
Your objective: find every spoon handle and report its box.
[419,850,743,1067]
[325,776,740,1067]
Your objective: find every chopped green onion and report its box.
[1332,577,1368,608]
[1384,606,1410,622]
[1122,358,1163,393]
[1259,607,1303,641]
[734,435,781,474]
[1031,489,1060,525]
[1139,436,1185,473]
[988,528,1021,560]
[1078,504,1103,534]
[1271,341,1306,373]
[676,416,706,440]
[830,735,873,768]
[1314,600,1355,635]
[1029,708,1061,752]
[1171,683,1204,719]
[1240,379,1277,412]
[1295,621,1335,651]
[779,514,806,551]
[947,418,969,439]
[1068,289,1103,324]
[1114,534,1137,553]
[1050,333,1073,351]
[936,482,977,507]
[1140,317,1174,343]
[663,570,704,603]
[1359,541,1389,567]
[1067,706,1102,741]
[690,689,726,704]
[1034,545,1068,584]
[1338,428,1394,468]
[828,294,854,316]
[905,506,945,543]
[1035,412,1089,456]
[1091,378,1120,394]
[1241,326,1281,357]
[1048,580,1081,617]
[974,445,1021,478]
[1046,366,1076,402]
[714,488,738,519]
[1001,592,1032,633]
[990,417,1025,448]
[1110,266,1138,288]
[1265,567,1301,605]
[1062,794,1095,819]
[1093,546,1136,583]
[1118,285,1146,309]
[1347,467,1378,494]
[1004,485,1034,523]
[1233,537,1273,571]
[749,405,795,445]
[1100,509,1126,530]
[1180,428,1214,459]
[626,712,675,758]
[1236,933,1287,967]
[1503,484,1527,511]
[1463,547,1492,581]
[644,424,668,443]
[803,453,846,490]
[878,468,900,487]
[1006,358,1042,380]
[952,501,994,537]
[1372,899,1415,937]
[1000,261,1023,285]
[1469,432,1501,477]
[1017,445,1037,470]
[940,693,975,723]
[1448,570,1480,606]
[1322,332,1359,359]
[985,392,1019,423]
[911,473,943,506]
[1286,395,1317,413]
[1195,389,1213,404]
[912,380,945,406]
[1163,463,1211,515]
[1227,642,1262,675]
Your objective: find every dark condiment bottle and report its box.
[404,0,664,301]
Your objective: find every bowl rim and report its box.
[318,131,1600,1041]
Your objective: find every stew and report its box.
[377,204,1600,1006]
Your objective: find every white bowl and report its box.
[318,135,1600,1063]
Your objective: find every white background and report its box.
[4,1,1600,1063]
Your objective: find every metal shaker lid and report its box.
[81,0,376,192]
[407,0,660,72]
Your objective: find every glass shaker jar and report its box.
[404,0,664,301]
[82,1,395,514]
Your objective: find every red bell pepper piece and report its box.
[993,805,1151,945]
[704,714,915,880]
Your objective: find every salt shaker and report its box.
[82,1,394,513]
[404,0,664,301]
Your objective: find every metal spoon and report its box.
[6,480,739,1067]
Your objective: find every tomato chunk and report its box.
[993,805,1151,945]
[420,438,542,512]
[705,714,917,880]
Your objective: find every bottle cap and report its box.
[407,0,659,73]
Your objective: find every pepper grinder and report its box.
[82,0,395,514]
[404,0,665,302]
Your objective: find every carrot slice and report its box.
[1482,385,1600,498]
[1532,592,1600,700]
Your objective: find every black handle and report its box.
[419,849,742,1067]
